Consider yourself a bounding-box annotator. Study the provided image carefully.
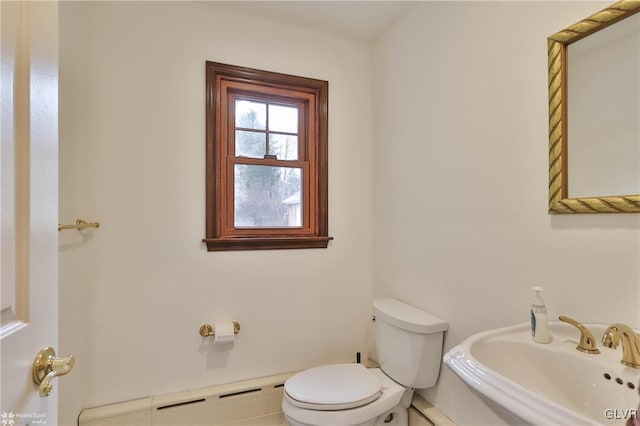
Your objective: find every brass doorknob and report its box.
[32,347,75,397]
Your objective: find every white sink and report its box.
[444,322,640,425]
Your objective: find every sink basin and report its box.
[444,322,640,425]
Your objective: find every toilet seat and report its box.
[284,364,382,411]
[282,368,409,426]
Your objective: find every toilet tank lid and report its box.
[373,298,448,334]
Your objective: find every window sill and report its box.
[202,236,333,252]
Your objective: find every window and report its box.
[203,62,330,251]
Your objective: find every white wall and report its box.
[59,2,373,424]
[372,2,640,425]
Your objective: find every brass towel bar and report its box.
[58,219,100,232]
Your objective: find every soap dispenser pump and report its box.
[531,286,551,344]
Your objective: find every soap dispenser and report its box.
[531,286,551,343]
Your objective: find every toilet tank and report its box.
[373,298,448,389]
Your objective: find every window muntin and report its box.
[204,62,330,251]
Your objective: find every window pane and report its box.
[236,100,266,130]
[234,165,302,228]
[236,130,266,158]
[269,134,298,160]
[268,104,298,133]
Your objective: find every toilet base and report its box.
[284,405,408,426]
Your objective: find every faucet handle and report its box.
[559,316,601,354]
[602,326,618,348]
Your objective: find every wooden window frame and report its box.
[203,62,331,251]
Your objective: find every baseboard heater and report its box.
[78,372,456,426]
[78,372,295,426]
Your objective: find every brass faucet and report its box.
[602,324,640,369]
[559,316,600,354]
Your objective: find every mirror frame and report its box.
[548,0,640,213]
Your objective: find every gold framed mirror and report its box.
[548,1,640,213]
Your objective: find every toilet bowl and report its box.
[282,298,448,426]
[283,365,410,426]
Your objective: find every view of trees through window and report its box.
[233,100,302,228]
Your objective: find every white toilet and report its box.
[282,298,448,426]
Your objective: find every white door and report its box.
[1,1,61,425]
